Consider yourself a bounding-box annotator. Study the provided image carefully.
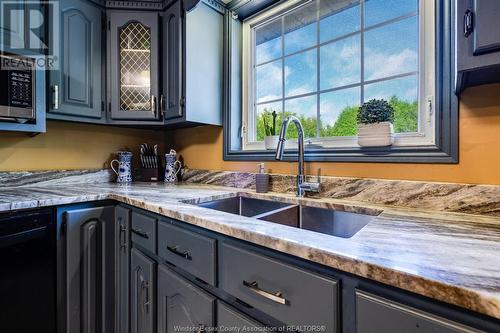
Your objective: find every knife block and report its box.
[135,157,162,182]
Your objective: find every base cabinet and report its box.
[113,205,500,333]
[62,205,115,333]
[157,265,216,333]
[355,291,479,333]
[130,248,156,333]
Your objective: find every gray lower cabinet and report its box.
[63,206,115,333]
[115,206,131,333]
[220,242,339,332]
[355,291,480,333]
[130,248,156,333]
[48,0,105,121]
[217,301,262,332]
[157,264,216,333]
[157,220,216,285]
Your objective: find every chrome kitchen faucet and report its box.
[275,115,321,197]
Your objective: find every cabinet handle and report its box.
[242,280,288,305]
[151,95,157,116]
[52,85,60,110]
[464,9,473,37]
[131,228,149,239]
[167,245,192,260]
[119,224,128,249]
[140,279,150,314]
[160,94,165,114]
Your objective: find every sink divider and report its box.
[252,205,300,228]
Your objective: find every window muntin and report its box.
[243,0,435,150]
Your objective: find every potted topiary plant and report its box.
[357,99,395,147]
[263,110,279,150]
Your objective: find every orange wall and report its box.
[0,121,166,171]
[171,84,500,185]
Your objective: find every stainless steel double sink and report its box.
[195,196,380,238]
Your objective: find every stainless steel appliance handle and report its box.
[52,85,59,110]
[242,280,288,305]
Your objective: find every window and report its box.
[241,0,436,150]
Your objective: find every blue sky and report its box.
[255,0,419,130]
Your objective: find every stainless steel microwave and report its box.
[0,53,36,121]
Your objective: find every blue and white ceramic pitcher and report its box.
[111,151,133,183]
[164,150,181,183]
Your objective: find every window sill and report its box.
[224,144,458,164]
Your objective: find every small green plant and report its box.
[357,99,395,125]
[262,110,278,136]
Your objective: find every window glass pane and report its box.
[256,102,283,141]
[320,0,360,42]
[256,59,282,103]
[285,49,317,97]
[364,0,418,27]
[255,20,282,64]
[320,34,360,90]
[284,2,317,55]
[284,95,318,139]
[364,16,418,81]
[364,75,418,133]
[320,87,360,137]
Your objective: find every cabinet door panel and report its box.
[49,0,103,119]
[157,265,215,333]
[473,0,500,55]
[109,11,160,120]
[115,206,131,333]
[130,248,156,333]
[217,301,262,332]
[64,206,115,333]
[356,291,480,333]
[162,0,183,120]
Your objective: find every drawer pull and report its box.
[131,228,149,239]
[243,280,288,305]
[167,245,192,260]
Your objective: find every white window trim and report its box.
[241,0,435,151]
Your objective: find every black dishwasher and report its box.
[0,209,56,333]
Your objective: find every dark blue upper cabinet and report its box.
[456,0,500,92]
[161,0,223,127]
[162,0,183,121]
[48,0,105,122]
[108,11,160,121]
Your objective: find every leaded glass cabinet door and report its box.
[109,11,159,120]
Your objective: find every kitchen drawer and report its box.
[131,211,157,253]
[158,220,216,285]
[217,301,262,332]
[355,290,480,333]
[220,242,338,331]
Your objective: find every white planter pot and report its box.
[357,122,394,147]
[264,135,280,150]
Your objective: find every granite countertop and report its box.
[0,181,499,320]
